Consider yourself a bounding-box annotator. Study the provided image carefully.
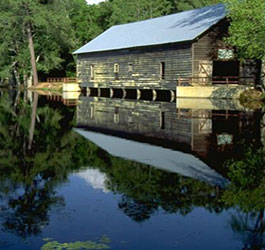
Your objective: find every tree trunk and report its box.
[27,26,38,86]
[13,68,21,87]
[28,92,38,150]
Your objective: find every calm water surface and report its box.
[0,89,264,250]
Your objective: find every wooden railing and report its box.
[46,95,78,106]
[177,109,243,119]
[177,76,255,86]
[47,77,77,83]
[47,95,62,101]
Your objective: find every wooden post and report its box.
[110,88,114,98]
[137,89,141,100]
[170,90,175,102]
[122,88,126,99]
[86,87,91,97]
[152,89,157,101]
[177,108,180,119]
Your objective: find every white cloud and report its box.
[86,0,105,5]
[76,168,109,193]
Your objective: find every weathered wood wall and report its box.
[192,32,216,82]
[192,20,260,85]
[77,44,192,90]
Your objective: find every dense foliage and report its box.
[224,0,265,87]
[224,0,265,60]
[0,0,74,85]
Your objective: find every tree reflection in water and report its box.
[229,210,265,250]
[0,90,265,250]
[223,147,265,250]
[0,91,92,237]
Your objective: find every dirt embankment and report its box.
[28,82,62,92]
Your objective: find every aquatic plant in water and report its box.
[41,236,111,250]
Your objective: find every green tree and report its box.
[169,0,220,12]
[69,0,113,47]
[0,0,74,86]
[223,0,265,87]
[109,0,172,25]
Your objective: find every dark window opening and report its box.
[128,64,133,73]
[212,61,240,84]
[90,65,95,80]
[115,73,119,80]
[90,105,94,119]
[114,63,119,80]
[160,62,165,80]
[114,106,119,124]
[114,63,119,73]
[160,111,165,129]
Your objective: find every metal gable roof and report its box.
[73,3,226,54]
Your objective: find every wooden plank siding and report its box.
[193,32,216,77]
[77,44,192,90]
[192,23,226,86]
[192,21,260,86]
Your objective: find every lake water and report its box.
[0,89,264,250]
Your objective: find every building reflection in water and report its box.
[76,96,262,179]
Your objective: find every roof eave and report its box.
[73,39,194,55]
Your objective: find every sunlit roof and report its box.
[74,4,226,54]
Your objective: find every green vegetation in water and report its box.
[239,89,264,109]
[239,89,263,101]
[41,235,111,250]
[41,240,110,250]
